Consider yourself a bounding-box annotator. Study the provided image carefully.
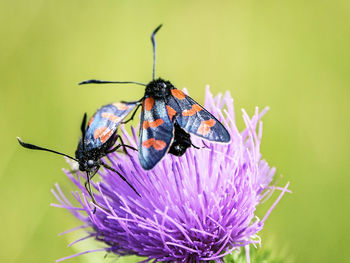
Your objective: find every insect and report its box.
[79,25,231,170]
[18,102,140,210]
[168,122,200,156]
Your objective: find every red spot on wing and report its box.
[144,97,155,111]
[197,119,216,136]
[182,104,202,116]
[142,119,164,129]
[109,115,121,123]
[101,112,112,118]
[113,102,130,110]
[93,126,114,143]
[88,117,94,126]
[100,129,114,143]
[166,105,177,120]
[94,127,108,140]
[101,112,122,123]
[171,89,186,100]
[142,138,167,150]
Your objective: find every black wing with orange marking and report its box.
[166,89,230,142]
[85,102,137,150]
[139,97,174,170]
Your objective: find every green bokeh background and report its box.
[1,1,349,262]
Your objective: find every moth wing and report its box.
[167,89,230,142]
[139,98,174,170]
[85,102,138,150]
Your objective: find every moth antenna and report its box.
[151,24,163,80]
[17,137,79,162]
[79,80,146,86]
[80,113,87,152]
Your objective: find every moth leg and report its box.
[121,102,143,124]
[107,134,137,155]
[201,140,210,149]
[101,161,141,197]
[191,143,200,149]
[84,172,109,213]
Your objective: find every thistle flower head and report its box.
[53,87,289,262]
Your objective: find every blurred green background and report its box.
[1,0,349,262]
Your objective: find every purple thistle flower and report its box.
[52,87,290,262]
